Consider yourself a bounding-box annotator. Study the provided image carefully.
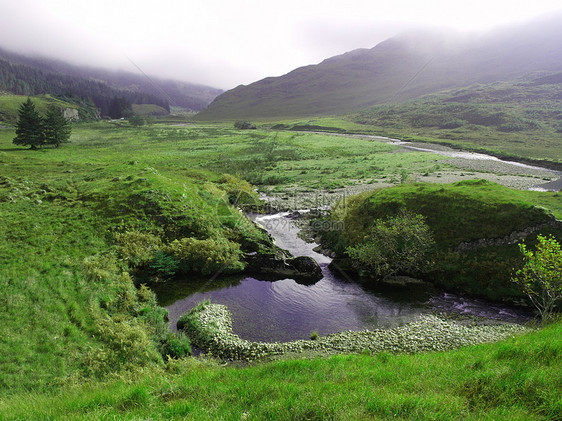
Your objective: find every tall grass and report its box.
[0,320,560,419]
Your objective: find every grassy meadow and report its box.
[0,119,561,419]
[260,80,562,166]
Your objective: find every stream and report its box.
[358,133,562,191]
[156,212,533,342]
[155,135,557,341]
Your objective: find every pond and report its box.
[152,212,533,342]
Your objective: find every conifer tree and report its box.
[13,98,44,149]
[43,105,71,148]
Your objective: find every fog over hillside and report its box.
[1,1,561,88]
[197,13,562,119]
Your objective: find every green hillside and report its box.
[197,14,562,120]
[262,77,562,165]
[349,78,562,164]
[0,47,222,115]
[322,180,562,301]
[0,94,98,124]
[0,122,560,419]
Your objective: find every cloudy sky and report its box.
[1,0,561,89]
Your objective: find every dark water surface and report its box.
[155,213,533,342]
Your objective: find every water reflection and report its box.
[153,213,533,342]
[155,266,434,342]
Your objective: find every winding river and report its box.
[155,212,533,342]
[152,136,559,341]
[356,133,562,191]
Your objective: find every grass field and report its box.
[0,121,561,419]
[260,80,562,166]
[0,319,560,420]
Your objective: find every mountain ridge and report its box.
[0,46,223,115]
[197,14,562,120]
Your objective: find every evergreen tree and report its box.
[43,105,71,148]
[13,98,44,149]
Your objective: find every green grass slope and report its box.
[0,123,273,395]
[349,79,562,164]
[0,94,97,124]
[0,319,560,419]
[323,180,562,301]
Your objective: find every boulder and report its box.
[245,253,322,283]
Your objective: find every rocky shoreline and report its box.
[178,301,529,362]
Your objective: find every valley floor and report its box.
[0,121,560,420]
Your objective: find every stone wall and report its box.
[455,219,562,253]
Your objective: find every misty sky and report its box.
[1,0,561,89]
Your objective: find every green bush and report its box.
[159,332,192,359]
[149,251,179,279]
[346,210,435,279]
[115,230,162,269]
[217,173,261,206]
[512,235,562,319]
[234,121,256,130]
[165,237,245,275]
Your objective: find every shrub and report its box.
[82,254,121,282]
[159,332,192,359]
[149,251,179,279]
[128,114,145,127]
[115,230,162,269]
[346,210,435,279]
[234,121,256,130]
[217,174,260,206]
[165,237,245,275]
[512,235,562,319]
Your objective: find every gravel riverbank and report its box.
[261,134,560,211]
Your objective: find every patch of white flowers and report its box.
[180,302,529,361]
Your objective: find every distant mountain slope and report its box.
[0,94,99,124]
[0,48,222,116]
[197,14,562,120]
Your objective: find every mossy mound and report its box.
[322,180,562,302]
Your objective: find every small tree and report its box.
[512,235,562,320]
[346,210,434,279]
[43,105,72,148]
[234,121,256,130]
[13,98,44,149]
[128,114,145,127]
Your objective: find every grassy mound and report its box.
[131,104,169,117]
[322,180,562,301]
[0,124,274,396]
